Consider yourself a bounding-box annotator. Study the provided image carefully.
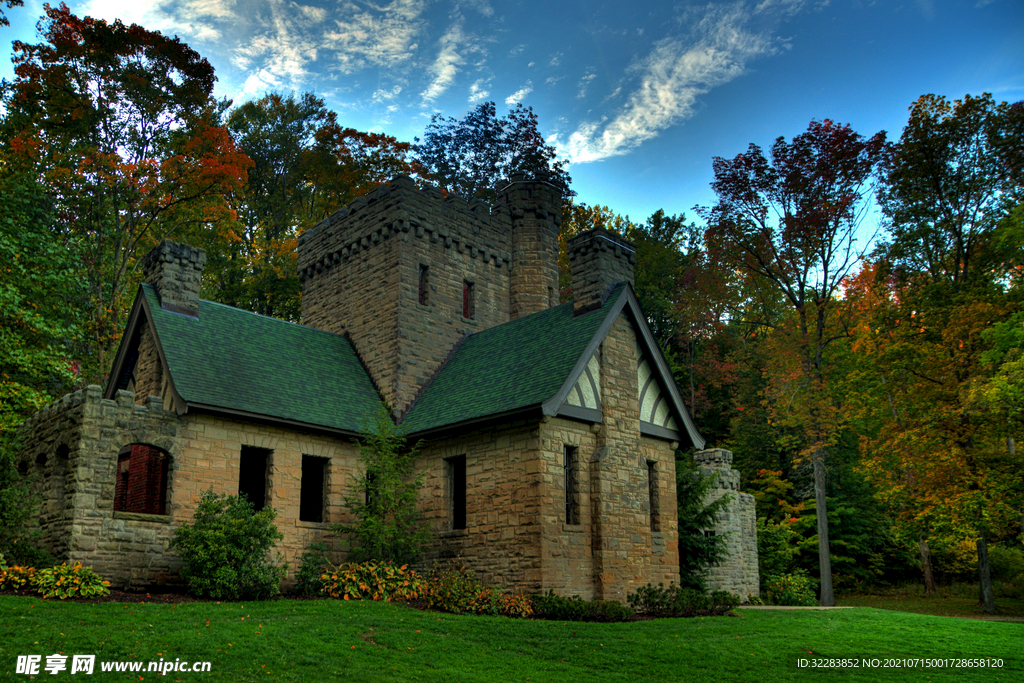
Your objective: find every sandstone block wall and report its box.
[694,448,760,600]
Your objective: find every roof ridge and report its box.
[398,331,472,425]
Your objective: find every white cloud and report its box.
[421,23,475,104]
[325,0,428,75]
[565,5,775,163]
[372,85,404,103]
[577,71,596,99]
[505,81,533,105]
[468,78,491,102]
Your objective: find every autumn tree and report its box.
[219,92,418,320]
[702,119,886,605]
[413,101,572,202]
[865,93,1024,612]
[2,3,251,382]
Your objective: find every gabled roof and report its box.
[401,283,705,449]
[106,284,381,436]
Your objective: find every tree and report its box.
[1,0,23,27]
[868,93,1024,612]
[702,119,886,605]
[334,405,429,564]
[3,3,251,382]
[413,101,572,202]
[676,458,730,590]
[216,92,418,320]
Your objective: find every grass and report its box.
[839,582,1024,619]
[0,595,1020,682]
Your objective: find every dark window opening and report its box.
[239,446,271,511]
[17,460,28,476]
[703,530,717,538]
[35,453,47,467]
[365,471,377,511]
[564,445,578,525]
[418,265,429,305]
[647,460,660,532]
[113,444,169,515]
[300,455,328,523]
[447,455,467,530]
[462,280,475,319]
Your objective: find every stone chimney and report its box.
[567,228,635,315]
[141,240,207,316]
[497,172,562,320]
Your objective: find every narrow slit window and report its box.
[564,445,578,525]
[300,455,328,523]
[463,280,475,319]
[419,265,429,305]
[239,446,270,511]
[447,455,467,530]
[647,460,660,532]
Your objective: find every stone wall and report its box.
[694,448,760,600]
[16,386,180,589]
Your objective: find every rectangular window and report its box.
[300,455,328,523]
[647,460,660,532]
[564,445,578,525]
[418,264,429,305]
[114,444,169,515]
[447,455,467,530]
[462,280,475,319]
[238,446,270,511]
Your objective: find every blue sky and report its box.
[2,1,1022,230]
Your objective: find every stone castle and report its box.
[16,174,759,601]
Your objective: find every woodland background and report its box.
[1,4,1022,610]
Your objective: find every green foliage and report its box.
[421,564,532,618]
[675,457,730,590]
[627,582,739,617]
[30,562,110,599]
[988,545,1024,583]
[294,542,332,596]
[413,101,572,202]
[334,404,429,564]
[531,591,633,622]
[756,517,801,582]
[170,491,285,600]
[763,572,817,606]
[319,561,424,602]
[0,560,34,591]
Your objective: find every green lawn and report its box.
[838,584,1024,619]
[0,596,1019,682]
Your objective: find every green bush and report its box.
[31,562,110,599]
[531,591,634,622]
[320,561,424,602]
[294,542,331,596]
[988,545,1024,582]
[0,557,35,591]
[170,491,285,600]
[627,582,739,617]
[421,565,533,618]
[764,572,817,606]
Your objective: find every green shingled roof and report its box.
[400,284,626,435]
[142,284,381,434]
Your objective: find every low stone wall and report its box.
[694,448,760,601]
[16,386,180,589]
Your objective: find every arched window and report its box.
[113,444,170,515]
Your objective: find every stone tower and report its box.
[297,175,561,418]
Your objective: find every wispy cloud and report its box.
[421,22,471,104]
[577,71,596,99]
[505,80,533,105]
[565,3,778,163]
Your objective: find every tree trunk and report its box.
[813,450,835,606]
[977,531,995,614]
[919,535,935,594]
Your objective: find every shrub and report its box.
[531,591,634,622]
[764,572,817,606]
[334,405,430,564]
[320,561,424,602]
[627,582,739,617]
[170,491,285,600]
[0,560,35,591]
[31,562,110,599]
[421,565,533,618]
[295,542,331,596]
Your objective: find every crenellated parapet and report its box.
[297,176,513,287]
